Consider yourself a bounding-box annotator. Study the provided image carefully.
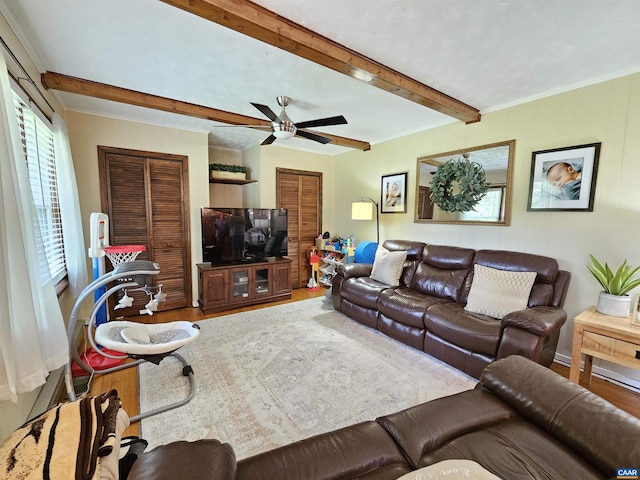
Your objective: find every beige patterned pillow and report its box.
[465,264,537,319]
[370,246,407,286]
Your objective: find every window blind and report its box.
[12,91,66,284]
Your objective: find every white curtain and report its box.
[0,52,69,403]
[53,113,88,298]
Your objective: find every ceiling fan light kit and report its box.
[272,123,296,140]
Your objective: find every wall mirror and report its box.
[415,139,515,226]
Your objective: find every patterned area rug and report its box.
[138,297,476,459]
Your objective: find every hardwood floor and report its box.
[86,288,640,439]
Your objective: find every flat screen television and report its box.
[201,207,288,265]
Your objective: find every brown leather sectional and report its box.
[332,240,571,378]
[128,356,640,479]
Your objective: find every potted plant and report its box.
[587,254,640,317]
[209,163,247,181]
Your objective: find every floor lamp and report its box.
[351,197,379,245]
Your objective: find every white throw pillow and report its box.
[370,246,407,286]
[465,264,537,319]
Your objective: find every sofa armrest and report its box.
[128,440,236,480]
[501,306,567,336]
[336,262,372,279]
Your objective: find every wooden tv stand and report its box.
[197,259,292,313]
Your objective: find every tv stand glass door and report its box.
[232,269,250,300]
[230,265,272,303]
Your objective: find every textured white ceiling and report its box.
[2,0,640,155]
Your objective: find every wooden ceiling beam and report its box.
[41,71,371,151]
[160,0,481,124]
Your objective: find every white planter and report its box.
[210,170,246,181]
[596,292,631,317]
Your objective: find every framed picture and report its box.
[634,294,640,326]
[527,142,601,211]
[381,172,408,213]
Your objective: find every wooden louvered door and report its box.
[276,168,322,288]
[98,147,191,315]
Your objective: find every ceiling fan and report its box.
[226,96,348,146]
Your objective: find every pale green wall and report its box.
[208,147,244,207]
[65,111,210,306]
[242,145,261,208]
[333,72,640,385]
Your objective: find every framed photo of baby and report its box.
[381,172,408,213]
[527,142,601,212]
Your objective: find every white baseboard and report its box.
[554,352,640,393]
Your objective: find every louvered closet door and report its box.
[277,168,322,288]
[104,155,149,251]
[99,147,191,315]
[148,158,190,310]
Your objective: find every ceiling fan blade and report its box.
[295,115,347,129]
[214,124,270,128]
[261,134,277,145]
[251,103,282,123]
[295,130,332,144]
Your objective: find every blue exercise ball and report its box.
[355,241,378,263]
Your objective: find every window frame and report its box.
[11,78,68,287]
[459,185,506,222]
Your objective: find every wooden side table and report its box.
[569,306,640,384]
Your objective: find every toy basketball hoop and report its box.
[104,245,146,268]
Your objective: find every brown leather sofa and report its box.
[128,356,640,480]
[331,240,571,378]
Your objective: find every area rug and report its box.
[138,297,476,459]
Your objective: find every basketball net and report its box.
[103,245,146,269]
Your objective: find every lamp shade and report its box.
[351,201,373,220]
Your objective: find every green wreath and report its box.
[429,158,489,212]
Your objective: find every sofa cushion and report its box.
[424,303,502,356]
[422,244,476,270]
[379,287,451,328]
[370,246,408,286]
[382,240,426,261]
[412,263,470,302]
[376,390,517,469]
[411,245,475,302]
[341,277,389,310]
[420,418,604,480]
[465,264,536,319]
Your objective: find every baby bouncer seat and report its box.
[65,260,200,422]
